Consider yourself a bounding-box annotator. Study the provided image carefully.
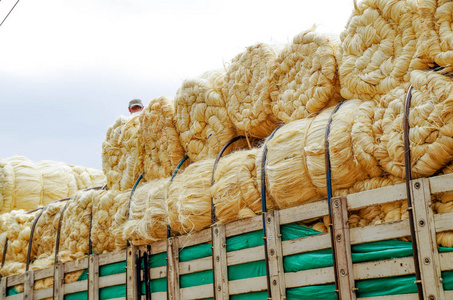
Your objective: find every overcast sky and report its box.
[0,0,353,170]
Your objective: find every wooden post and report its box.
[53,262,65,300]
[330,196,356,300]
[167,237,180,300]
[88,254,100,300]
[212,224,228,299]
[23,270,34,300]
[126,244,138,300]
[264,210,286,299]
[1,277,7,300]
[410,178,444,300]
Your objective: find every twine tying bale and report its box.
[267,27,342,123]
[174,70,247,162]
[167,159,214,234]
[139,97,187,181]
[102,114,144,190]
[123,178,169,245]
[223,43,281,138]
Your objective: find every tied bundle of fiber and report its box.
[174,70,247,162]
[262,99,375,210]
[123,178,169,245]
[102,114,144,190]
[71,165,106,190]
[0,210,38,277]
[223,43,280,138]
[375,70,453,179]
[37,161,78,206]
[91,189,130,253]
[267,28,342,124]
[139,97,187,181]
[212,148,266,223]
[167,159,214,234]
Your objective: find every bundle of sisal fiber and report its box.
[70,165,106,190]
[102,114,144,190]
[37,161,78,206]
[266,27,342,124]
[0,209,38,278]
[123,178,169,245]
[261,99,376,210]
[337,0,437,102]
[212,148,268,223]
[139,97,187,181]
[167,158,214,235]
[223,43,281,138]
[91,189,130,254]
[374,70,453,179]
[174,70,247,162]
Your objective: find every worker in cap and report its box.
[128,99,144,114]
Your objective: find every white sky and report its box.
[0,0,354,170]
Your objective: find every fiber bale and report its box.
[123,178,169,245]
[37,161,78,206]
[223,43,280,138]
[212,148,265,223]
[167,159,214,235]
[102,114,144,190]
[268,28,342,123]
[0,159,14,212]
[375,70,453,179]
[338,0,424,102]
[174,70,247,162]
[70,165,106,190]
[139,97,187,181]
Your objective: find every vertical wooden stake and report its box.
[88,254,100,300]
[265,210,286,299]
[127,244,138,300]
[23,270,34,300]
[53,262,65,300]
[167,237,180,300]
[411,178,444,300]
[1,277,7,300]
[212,224,228,299]
[331,196,356,300]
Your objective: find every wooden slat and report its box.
[228,276,267,295]
[23,270,34,300]
[225,215,262,237]
[354,256,414,280]
[167,237,179,300]
[331,196,356,300]
[279,200,329,225]
[150,266,166,279]
[126,245,138,300]
[6,274,24,287]
[53,262,65,300]
[285,267,335,288]
[150,241,166,255]
[98,273,126,288]
[434,211,453,232]
[148,292,166,300]
[33,267,53,281]
[363,294,419,300]
[64,257,88,273]
[227,245,264,266]
[177,229,211,248]
[282,233,331,256]
[410,178,444,299]
[99,249,126,265]
[179,284,213,299]
[179,257,212,275]
[347,183,407,210]
[439,252,453,271]
[4,294,22,300]
[350,220,411,244]
[33,287,52,299]
[212,224,228,299]
[88,254,99,300]
[429,172,453,194]
[265,211,285,299]
[1,277,7,299]
[64,280,87,294]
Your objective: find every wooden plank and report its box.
[285,267,335,288]
[33,267,53,281]
[350,220,411,244]
[363,294,419,300]
[279,200,329,225]
[65,257,88,273]
[347,183,407,210]
[126,245,138,300]
[282,234,331,256]
[354,256,414,280]
[4,294,22,300]
[225,215,262,237]
[166,237,179,300]
[53,262,65,300]
[98,273,126,288]
[64,280,87,294]
[177,229,211,248]
[228,276,267,295]
[1,277,6,300]
[179,257,212,275]
[33,287,52,299]
[411,178,444,300]
[434,211,453,232]
[212,224,228,299]
[23,270,34,300]
[98,249,126,265]
[6,274,24,287]
[429,172,453,194]
[227,246,265,266]
[150,266,166,279]
[149,240,166,255]
[149,292,166,300]
[330,196,356,299]
[88,254,99,300]
[265,211,285,299]
[179,284,213,300]
[439,252,453,271]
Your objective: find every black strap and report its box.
[26,205,49,271]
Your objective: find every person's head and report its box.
[128,99,144,114]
